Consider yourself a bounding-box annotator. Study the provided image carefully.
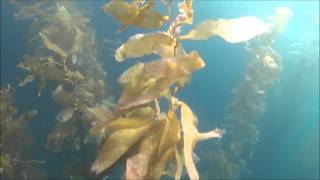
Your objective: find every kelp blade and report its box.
[180,16,269,43]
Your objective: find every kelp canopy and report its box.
[2,0,294,179]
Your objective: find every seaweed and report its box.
[5,1,294,179]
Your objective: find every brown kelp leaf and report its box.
[103,0,167,31]
[91,121,157,175]
[102,0,140,27]
[175,74,191,92]
[147,146,175,180]
[135,9,169,29]
[115,51,205,112]
[115,32,175,62]
[118,63,145,87]
[90,106,155,137]
[180,16,270,43]
[39,32,68,59]
[87,104,112,122]
[174,146,183,180]
[157,111,180,159]
[125,122,163,179]
[180,101,223,180]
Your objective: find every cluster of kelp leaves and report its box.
[1,0,292,179]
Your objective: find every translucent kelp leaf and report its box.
[103,0,167,32]
[180,101,223,180]
[39,32,68,59]
[91,121,156,175]
[157,111,180,159]
[180,16,270,43]
[87,104,112,122]
[115,51,205,112]
[115,32,175,62]
[135,10,169,29]
[90,106,155,137]
[102,0,140,26]
[174,146,183,180]
[268,7,293,33]
[125,123,163,179]
[147,146,175,180]
[118,63,145,87]
[176,75,191,92]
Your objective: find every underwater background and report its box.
[1,0,319,179]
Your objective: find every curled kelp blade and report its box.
[91,120,159,175]
[115,32,175,62]
[180,16,270,43]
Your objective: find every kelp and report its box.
[168,0,193,36]
[39,31,69,59]
[90,106,156,137]
[179,100,224,180]
[115,32,175,62]
[17,55,68,96]
[180,16,270,43]
[91,118,161,174]
[114,51,205,113]
[102,0,168,32]
[46,116,81,152]
[7,0,284,179]
[0,86,42,179]
[125,124,163,179]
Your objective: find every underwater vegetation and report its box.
[2,0,313,180]
[0,85,45,178]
